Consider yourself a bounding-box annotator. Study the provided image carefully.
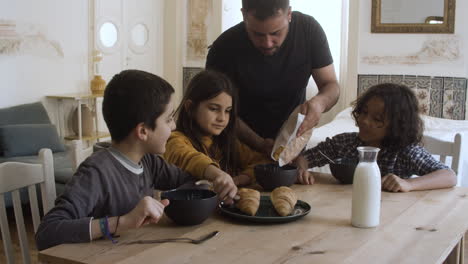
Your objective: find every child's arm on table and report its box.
[90,197,169,239]
[293,154,315,185]
[382,169,456,192]
[204,165,238,204]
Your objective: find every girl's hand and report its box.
[212,171,237,204]
[294,155,314,185]
[232,174,251,186]
[382,174,412,192]
[120,196,169,231]
[204,165,238,204]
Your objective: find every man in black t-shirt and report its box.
[206,0,340,156]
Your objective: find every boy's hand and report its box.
[294,155,314,185]
[382,174,412,192]
[120,196,169,230]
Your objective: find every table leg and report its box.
[447,237,463,264]
[460,235,465,264]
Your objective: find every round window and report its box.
[99,22,118,48]
[131,23,148,47]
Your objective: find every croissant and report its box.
[236,188,260,216]
[271,186,297,216]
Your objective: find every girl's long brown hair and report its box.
[176,70,239,175]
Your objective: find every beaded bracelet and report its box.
[99,216,118,244]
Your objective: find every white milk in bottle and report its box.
[351,146,381,228]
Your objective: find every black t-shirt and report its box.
[206,11,333,139]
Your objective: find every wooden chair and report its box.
[0,148,56,264]
[422,133,464,185]
[422,133,465,264]
[70,140,93,171]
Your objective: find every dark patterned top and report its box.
[303,132,449,178]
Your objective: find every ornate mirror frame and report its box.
[371,0,455,33]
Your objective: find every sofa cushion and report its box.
[0,124,65,157]
[0,102,51,125]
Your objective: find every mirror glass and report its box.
[381,0,444,24]
[371,0,455,33]
[131,23,148,47]
[99,22,118,48]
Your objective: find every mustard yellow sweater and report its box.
[163,131,272,182]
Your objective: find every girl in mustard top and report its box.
[164,70,272,203]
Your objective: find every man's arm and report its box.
[297,64,340,136]
[237,118,274,155]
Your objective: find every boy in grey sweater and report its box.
[36,70,196,250]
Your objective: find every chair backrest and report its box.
[70,140,93,171]
[0,148,56,264]
[422,133,464,186]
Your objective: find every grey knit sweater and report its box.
[36,149,194,250]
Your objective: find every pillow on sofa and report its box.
[0,124,65,157]
[0,102,51,126]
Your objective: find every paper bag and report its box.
[271,106,313,167]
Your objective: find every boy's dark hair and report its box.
[176,70,239,175]
[242,0,290,20]
[351,83,423,149]
[103,70,174,142]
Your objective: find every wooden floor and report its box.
[1,207,467,264]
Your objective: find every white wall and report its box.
[0,0,90,110]
[358,0,468,77]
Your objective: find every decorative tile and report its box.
[378,75,392,84]
[415,89,430,114]
[431,77,444,90]
[357,74,467,120]
[443,77,454,90]
[390,75,403,84]
[454,78,467,90]
[183,67,204,94]
[452,90,466,120]
[429,89,444,118]
[357,75,379,95]
[403,75,417,89]
[416,76,431,90]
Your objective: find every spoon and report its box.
[318,150,335,164]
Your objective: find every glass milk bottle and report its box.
[351,146,381,228]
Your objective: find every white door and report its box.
[95,0,163,81]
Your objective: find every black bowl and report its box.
[254,163,297,191]
[160,189,218,225]
[329,158,358,184]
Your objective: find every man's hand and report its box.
[260,138,275,156]
[120,196,169,230]
[382,174,413,192]
[297,99,323,137]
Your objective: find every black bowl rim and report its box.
[160,188,218,201]
[254,163,297,171]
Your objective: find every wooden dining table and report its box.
[38,173,468,264]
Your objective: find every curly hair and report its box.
[242,0,289,20]
[351,83,424,149]
[176,70,240,175]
